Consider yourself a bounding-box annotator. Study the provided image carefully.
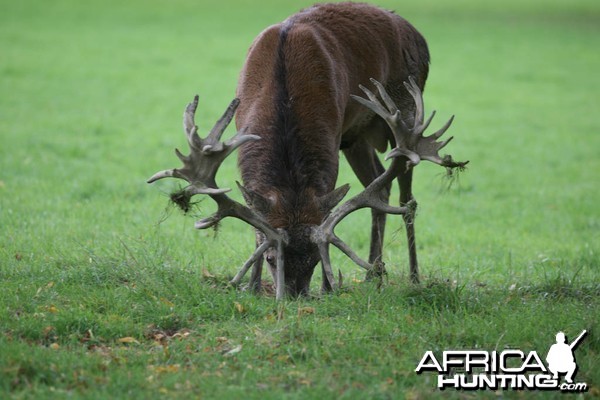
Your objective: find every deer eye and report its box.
[266,254,275,264]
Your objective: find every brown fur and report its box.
[235,2,430,295]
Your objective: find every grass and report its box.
[1,0,599,398]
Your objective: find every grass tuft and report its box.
[169,188,195,215]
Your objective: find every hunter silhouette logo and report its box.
[415,329,589,392]
[546,330,587,384]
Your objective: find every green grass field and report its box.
[1,0,598,398]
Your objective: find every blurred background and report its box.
[1,0,598,285]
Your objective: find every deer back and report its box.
[235,2,430,228]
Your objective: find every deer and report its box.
[148,2,467,300]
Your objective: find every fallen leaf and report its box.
[297,307,315,316]
[43,326,55,335]
[47,305,59,314]
[223,344,242,357]
[118,337,140,344]
[160,297,174,307]
[50,343,59,350]
[352,382,365,389]
[202,268,215,278]
[234,302,246,313]
[171,329,191,339]
[80,329,95,344]
[151,364,180,373]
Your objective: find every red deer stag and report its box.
[148,2,467,300]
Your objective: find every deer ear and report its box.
[236,182,273,216]
[318,184,350,216]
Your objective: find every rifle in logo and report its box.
[546,330,587,383]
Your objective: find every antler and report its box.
[147,96,289,300]
[314,77,467,290]
[351,77,469,171]
[312,160,410,291]
[148,96,254,195]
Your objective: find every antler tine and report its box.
[352,86,391,122]
[183,95,203,150]
[369,78,398,115]
[230,240,271,285]
[183,95,198,132]
[147,168,175,184]
[404,76,425,128]
[223,128,262,158]
[206,98,240,143]
[430,115,454,140]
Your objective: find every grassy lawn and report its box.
[1,0,598,398]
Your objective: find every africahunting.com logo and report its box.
[415,330,588,393]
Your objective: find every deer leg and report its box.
[398,167,419,284]
[339,77,466,286]
[343,139,391,279]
